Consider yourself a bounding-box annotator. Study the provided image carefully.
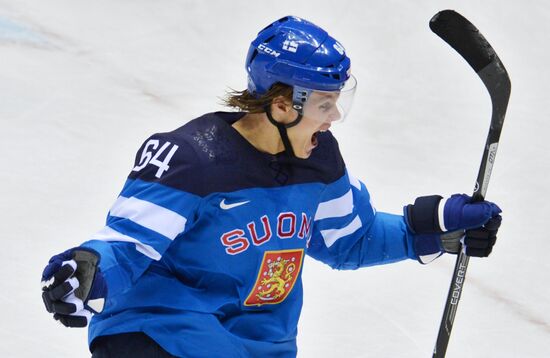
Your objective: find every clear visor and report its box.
[293,74,357,125]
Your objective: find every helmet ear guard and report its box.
[291,87,310,114]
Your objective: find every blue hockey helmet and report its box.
[246,16,352,96]
[245,16,356,158]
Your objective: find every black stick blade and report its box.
[430,10,495,73]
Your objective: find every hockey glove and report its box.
[404,194,502,263]
[41,248,107,327]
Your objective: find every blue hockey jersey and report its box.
[80,112,419,357]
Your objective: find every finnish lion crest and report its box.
[244,249,304,306]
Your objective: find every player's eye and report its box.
[318,102,333,112]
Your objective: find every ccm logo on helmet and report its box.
[257,43,281,58]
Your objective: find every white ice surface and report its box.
[1,1,549,357]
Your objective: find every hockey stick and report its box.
[429,10,511,358]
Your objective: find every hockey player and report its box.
[41,16,502,357]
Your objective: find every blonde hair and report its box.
[223,83,293,113]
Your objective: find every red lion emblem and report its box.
[244,249,304,306]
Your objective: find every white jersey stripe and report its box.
[348,175,362,191]
[110,196,187,240]
[315,189,354,221]
[320,215,362,248]
[89,226,162,260]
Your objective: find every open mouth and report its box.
[309,131,319,152]
[313,131,319,145]
[307,124,330,156]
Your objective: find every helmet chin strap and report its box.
[264,106,303,158]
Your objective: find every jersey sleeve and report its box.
[306,170,418,270]
[79,133,202,297]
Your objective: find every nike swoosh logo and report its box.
[220,199,250,210]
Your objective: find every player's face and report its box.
[281,75,356,158]
[302,91,342,129]
[287,93,343,158]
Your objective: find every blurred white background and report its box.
[1,0,548,357]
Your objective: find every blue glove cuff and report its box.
[413,233,444,264]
